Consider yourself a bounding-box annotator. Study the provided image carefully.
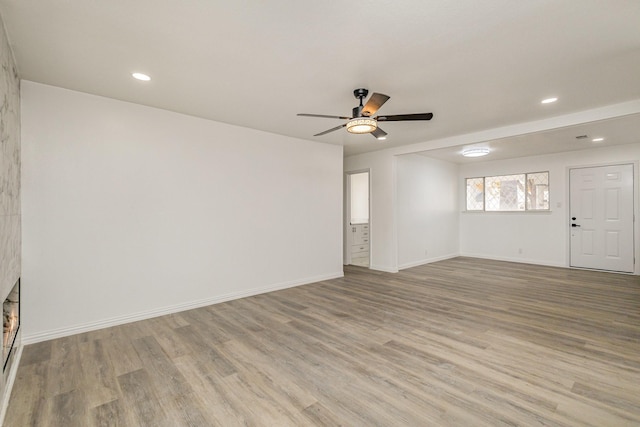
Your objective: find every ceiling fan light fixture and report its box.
[462,147,490,157]
[346,117,377,134]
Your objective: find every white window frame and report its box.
[465,171,550,212]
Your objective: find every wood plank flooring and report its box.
[5,257,640,426]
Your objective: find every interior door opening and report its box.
[346,171,370,268]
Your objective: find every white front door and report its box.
[569,164,634,273]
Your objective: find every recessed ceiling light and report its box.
[541,97,558,104]
[132,72,151,81]
[592,137,604,142]
[462,147,490,157]
[377,136,387,140]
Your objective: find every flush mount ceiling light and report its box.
[346,117,377,134]
[592,137,604,142]
[462,147,490,158]
[541,97,558,104]
[132,72,151,81]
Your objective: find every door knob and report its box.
[571,217,576,220]
[571,224,581,227]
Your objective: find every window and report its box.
[486,174,524,211]
[466,172,549,212]
[526,172,549,210]
[466,177,484,211]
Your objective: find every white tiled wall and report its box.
[0,11,20,303]
[0,10,21,420]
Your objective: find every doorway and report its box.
[569,164,634,273]
[346,171,370,267]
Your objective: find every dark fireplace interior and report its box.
[3,279,20,372]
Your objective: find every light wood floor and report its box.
[5,257,640,426]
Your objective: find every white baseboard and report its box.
[22,271,344,345]
[0,344,23,427]
[458,253,565,268]
[398,253,459,270]
[369,264,399,273]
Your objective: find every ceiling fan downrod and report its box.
[352,88,368,117]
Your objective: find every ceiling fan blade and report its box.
[376,113,433,122]
[371,127,387,139]
[314,124,347,136]
[298,113,351,120]
[362,93,390,116]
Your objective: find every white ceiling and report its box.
[420,112,640,164]
[1,0,639,157]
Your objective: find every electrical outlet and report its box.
[518,248,523,254]
[425,249,428,256]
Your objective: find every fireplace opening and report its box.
[3,279,19,372]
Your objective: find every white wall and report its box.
[459,143,640,269]
[344,151,397,271]
[345,152,460,272]
[21,81,343,342]
[396,154,459,269]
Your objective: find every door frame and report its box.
[344,169,371,267]
[566,161,639,274]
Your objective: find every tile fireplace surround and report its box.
[0,9,23,423]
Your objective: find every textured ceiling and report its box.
[1,0,639,156]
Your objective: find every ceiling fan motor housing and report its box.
[353,88,369,100]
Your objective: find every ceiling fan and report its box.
[297,88,433,140]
